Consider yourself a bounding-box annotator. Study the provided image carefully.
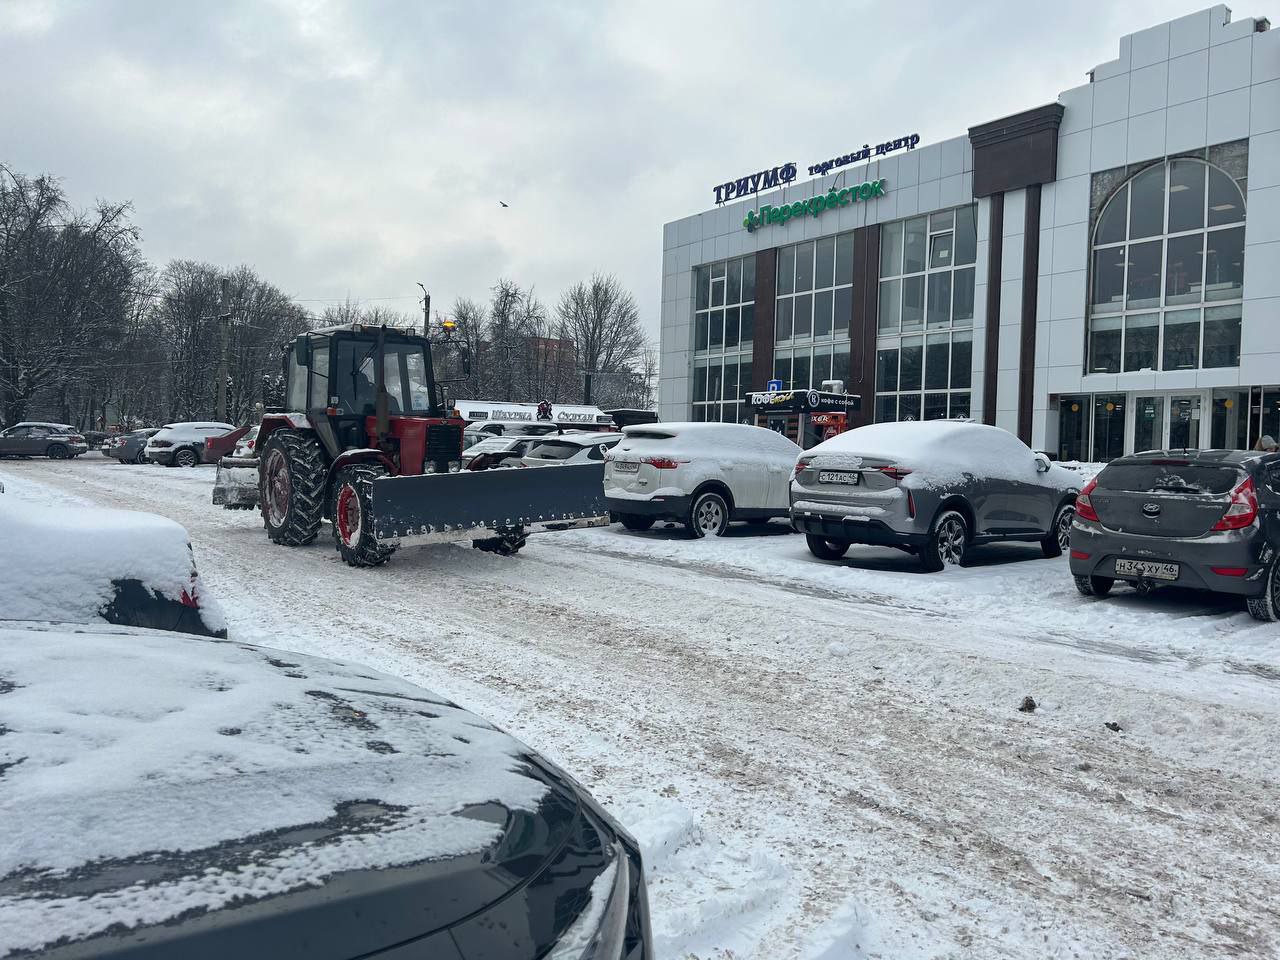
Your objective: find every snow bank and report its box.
[0,626,548,954]
[0,500,225,634]
[806,421,1080,491]
[616,794,793,959]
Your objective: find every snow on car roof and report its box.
[0,625,548,954]
[620,422,801,453]
[532,431,620,446]
[806,420,1069,488]
[0,501,226,633]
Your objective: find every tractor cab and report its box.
[282,324,467,476]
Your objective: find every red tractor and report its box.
[252,324,607,566]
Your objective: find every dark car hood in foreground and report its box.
[0,625,615,959]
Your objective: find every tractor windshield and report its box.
[334,340,434,416]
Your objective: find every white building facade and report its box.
[658,5,1280,458]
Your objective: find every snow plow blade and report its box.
[212,456,260,510]
[370,462,609,544]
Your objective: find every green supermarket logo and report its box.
[742,179,888,232]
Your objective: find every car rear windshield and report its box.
[527,441,579,460]
[1098,462,1241,495]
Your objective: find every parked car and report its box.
[202,424,252,463]
[1070,449,1280,621]
[521,431,622,467]
[145,421,235,467]
[0,422,88,459]
[104,427,160,464]
[791,421,1081,571]
[604,423,801,536]
[0,498,225,637]
[231,424,260,458]
[463,434,543,470]
[0,624,652,959]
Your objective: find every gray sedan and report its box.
[791,421,1081,571]
[105,428,159,464]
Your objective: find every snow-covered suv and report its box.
[145,421,235,467]
[604,422,801,536]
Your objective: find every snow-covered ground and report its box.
[3,457,1279,958]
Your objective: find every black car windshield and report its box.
[334,340,433,415]
[1099,462,1240,495]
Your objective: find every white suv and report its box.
[145,422,235,467]
[603,423,801,536]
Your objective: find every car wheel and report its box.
[1247,560,1280,622]
[174,447,199,468]
[1073,574,1114,598]
[1041,502,1075,558]
[619,514,655,532]
[921,509,967,572]
[687,490,729,538]
[133,449,148,465]
[806,535,850,561]
[45,443,69,460]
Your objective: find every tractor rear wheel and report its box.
[331,464,396,567]
[259,429,325,546]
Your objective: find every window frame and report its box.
[875,205,977,420]
[1086,158,1245,376]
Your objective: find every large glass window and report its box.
[692,255,755,422]
[875,205,976,420]
[1087,159,1244,374]
[771,233,854,393]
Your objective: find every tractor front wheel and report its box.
[259,429,326,546]
[331,464,397,567]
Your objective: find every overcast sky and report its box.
[2,0,1195,340]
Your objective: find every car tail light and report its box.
[879,466,913,480]
[1075,478,1099,522]
[247,439,255,449]
[1213,476,1258,531]
[1070,549,1091,560]
[794,459,810,476]
[204,438,213,449]
[1210,566,1249,577]
[643,456,680,470]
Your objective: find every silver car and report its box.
[790,421,1081,571]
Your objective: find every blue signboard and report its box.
[766,379,783,392]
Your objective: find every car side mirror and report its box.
[1035,453,1051,473]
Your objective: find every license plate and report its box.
[1115,558,1179,581]
[818,471,860,485]
[613,461,639,473]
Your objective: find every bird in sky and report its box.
[499,201,509,208]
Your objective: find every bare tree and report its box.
[555,274,651,409]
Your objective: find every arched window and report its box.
[1087,158,1245,374]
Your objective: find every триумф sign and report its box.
[713,163,798,205]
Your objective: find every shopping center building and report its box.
[657,5,1279,458]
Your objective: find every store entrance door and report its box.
[1131,395,1165,453]
[1168,394,1203,450]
